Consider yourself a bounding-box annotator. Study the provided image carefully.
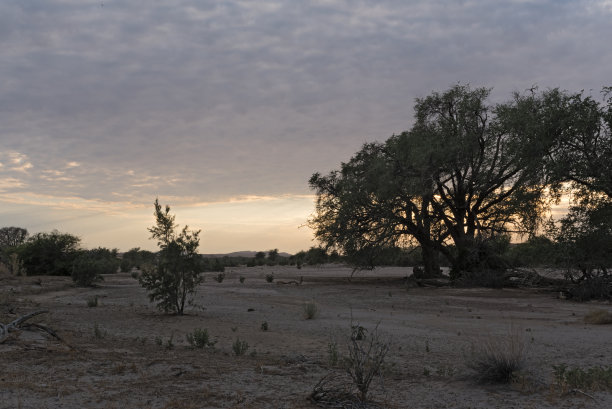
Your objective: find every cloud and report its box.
[0,0,610,251]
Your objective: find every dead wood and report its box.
[0,309,49,344]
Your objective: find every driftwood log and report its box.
[0,310,50,344]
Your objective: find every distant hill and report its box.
[201,251,292,258]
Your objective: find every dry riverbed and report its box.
[1,265,611,408]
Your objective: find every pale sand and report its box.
[1,265,610,408]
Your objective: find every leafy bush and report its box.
[16,231,81,276]
[464,329,527,383]
[72,247,119,286]
[213,272,225,283]
[86,296,99,307]
[120,247,157,272]
[260,321,269,331]
[186,328,216,348]
[265,273,274,283]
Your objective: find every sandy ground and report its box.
[1,265,611,409]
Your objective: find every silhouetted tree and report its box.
[310,85,569,278]
[139,199,203,315]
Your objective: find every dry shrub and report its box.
[553,364,612,392]
[584,309,612,325]
[465,328,527,383]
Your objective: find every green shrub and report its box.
[16,231,81,276]
[260,321,269,331]
[213,272,225,283]
[139,199,203,315]
[72,248,119,286]
[186,328,216,348]
[232,337,249,356]
[265,273,274,283]
[239,276,245,283]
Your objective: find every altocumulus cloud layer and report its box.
[1,0,611,250]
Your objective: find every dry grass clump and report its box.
[464,329,527,383]
[583,309,612,325]
[553,364,612,392]
[304,301,318,319]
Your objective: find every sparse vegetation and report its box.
[265,273,274,283]
[186,328,216,349]
[93,323,106,339]
[584,309,612,325]
[553,364,612,392]
[214,272,225,283]
[327,340,339,367]
[86,296,98,308]
[239,275,245,283]
[232,337,249,356]
[464,329,527,383]
[260,321,268,331]
[303,301,318,319]
[345,324,390,402]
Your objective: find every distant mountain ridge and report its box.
[201,251,293,258]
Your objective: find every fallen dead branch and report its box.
[276,276,304,285]
[0,310,50,344]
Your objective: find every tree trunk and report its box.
[419,244,442,278]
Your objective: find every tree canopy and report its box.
[309,85,595,278]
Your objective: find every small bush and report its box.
[351,325,366,341]
[464,329,527,383]
[584,309,612,325]
[265,273,274,283]
[239,276,245,283]
[232,337,249,356]
[93,323,106,339]
[260,321,269,331]
[345,325,390,402]
[130,271,139,279]
[165,334,174,350]
[303,302,318,319]
[186,328,216,348]
[327,340,339,367]
[213,272,225,283]
[86,296,98,308]
[72,248,119,286]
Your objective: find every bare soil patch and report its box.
[1,265,611,408]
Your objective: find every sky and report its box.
[1,0,611,253]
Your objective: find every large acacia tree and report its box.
[310,85,567,278]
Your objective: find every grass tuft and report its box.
[303,301,318,320]
[464,329,527,383]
